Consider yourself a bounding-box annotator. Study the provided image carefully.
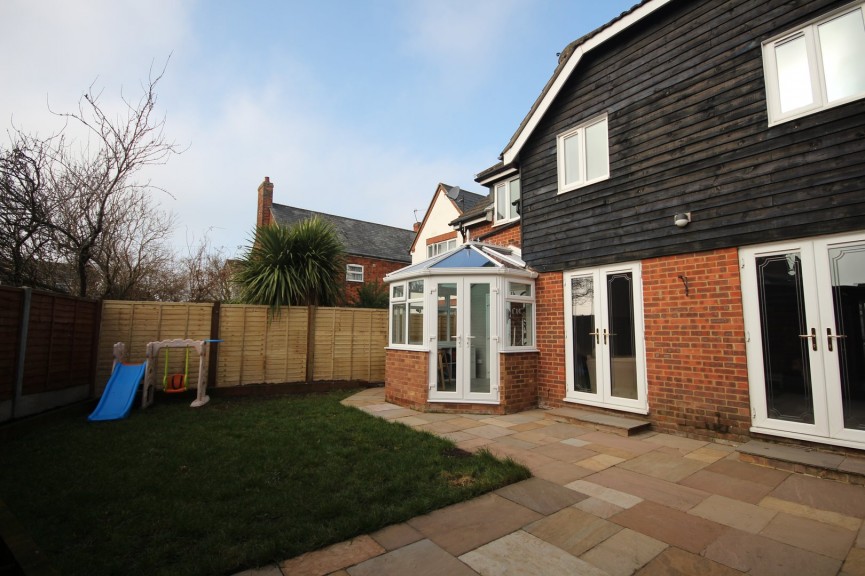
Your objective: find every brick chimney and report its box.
[257,176,274,228]
[413,222,421,232]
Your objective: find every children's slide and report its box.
[88,362,147,422]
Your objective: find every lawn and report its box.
[0,390,530,576]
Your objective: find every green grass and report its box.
[0,391,530,576]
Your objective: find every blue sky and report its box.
[1,0,636,257]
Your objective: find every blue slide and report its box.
[88,362,147,422]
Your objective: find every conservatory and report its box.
[384,242,539,413]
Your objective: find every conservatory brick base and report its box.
[385,349,539,415]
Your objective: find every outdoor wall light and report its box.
[674,212,691,228]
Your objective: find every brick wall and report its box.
[256,177,274,228]
[344,256,407,304]
[468,221,521,248]
[499,352,539,412]
[535,272,566,407]
[385,349,429,409]
[642,248,750,441]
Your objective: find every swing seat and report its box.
[164,373,187,393]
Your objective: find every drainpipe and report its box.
[13,287,32,419]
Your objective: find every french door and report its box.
[429,278,497,403]
[742,233,865,446]
[564,263,647,413]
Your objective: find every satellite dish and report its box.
[446,185,461,200]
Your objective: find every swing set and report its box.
[142,339,217,409]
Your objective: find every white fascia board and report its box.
[502,0,673,166]
[476,166,520,187]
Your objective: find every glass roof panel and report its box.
[432,247,496,268]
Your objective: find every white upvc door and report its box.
[429,278,498,403]
[742,232,865,446]
[564,263,647,413]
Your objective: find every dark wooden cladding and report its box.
[518,0,865,272]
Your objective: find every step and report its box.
[545,407,651,437]
[737,440,865,485]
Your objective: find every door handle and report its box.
[826,328,847,352]
[603,329,616,345]
[588,330,600,344]
[799,328,817,351]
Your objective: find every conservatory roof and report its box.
[385,242,537,282]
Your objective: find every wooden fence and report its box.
[95,302,387,393]
[0,286,100,422]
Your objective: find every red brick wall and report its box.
[257,177,274,228]
[643,248,750,441]
[426,231,458,245]
[344,256,407,304]
[468,221,521,248]
[385,349,429,409]
[535,272,566,407]
[500,352,539,412]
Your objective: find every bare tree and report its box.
[177,230,234,302]
[0,62,182,298]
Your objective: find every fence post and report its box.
[88,299,102,399]
[208,302,221,388]
[306,305,316,383]
[12,287,32,419]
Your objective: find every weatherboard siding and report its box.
[519,0,865,271]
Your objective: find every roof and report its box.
[385,241,536,282]
[409,183,486,255]
[501,0,672,165]
[450,193,493,227]
[270,203,415,263]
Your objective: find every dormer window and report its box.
[494,177,520,225]
[557,115,609,194]
[763,2,865,126]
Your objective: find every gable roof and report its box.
[450,193,493,227]
[408,183,485,254]
[270,203,415,263]
[501,0,672,165]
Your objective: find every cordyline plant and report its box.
[235,217,345,313]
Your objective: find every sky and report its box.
[0,0,636,258]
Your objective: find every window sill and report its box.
[385,346,428,352]
[500,348,539,354]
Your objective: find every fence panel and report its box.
[96,302,213,393]
[0,288,24,403]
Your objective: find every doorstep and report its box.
[544,407,651,437]
[738,439,865,485]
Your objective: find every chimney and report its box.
[413,222,421,232]
[257,176,274,228]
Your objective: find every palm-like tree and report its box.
[235,217,345,310]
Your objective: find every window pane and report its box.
[509,282,531,297]
[391,303,406,344]
[507,302,533,347]
[408,303,424,345]
[409,279,424,299]
[819,10,865,102]
[447,239,456,250]
[509,179,520,219]
[585,119,609,181]
[392,284,404,299]
[775,35,813,113]
[563,133,581,185]
[496,183,506,220]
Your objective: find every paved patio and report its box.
[238,388,865,576]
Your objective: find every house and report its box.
[384,0,865,452]
[408,183,486,264]
[256,177,415,303]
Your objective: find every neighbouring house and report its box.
[384,0,865,453]
[256,177,415,304]
[408,183,486,264]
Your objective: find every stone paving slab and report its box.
[525,506,622,556]
[347,539,477,576]
[460,530,607,576]
[406,493,542,557]
[617,449,710,482]
[703,528,842,575]
[635,547,743,575]
[369,523,424,552]
[587,467,710,511]
[688,494,777,534]
[769,474,865,517]
[679,469,776,504]
[611,500,727,554]
[760,511,856,559]
[580,527,668,576]
[278,536,385,576]
[494,477,587,515]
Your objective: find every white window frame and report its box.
[502,280,536,350]
[557,115,609,194]
[346,263,364,283]
[388,280,425,349]
[762,2,865,126]
[427,238,457,259]
[494,177,521,225]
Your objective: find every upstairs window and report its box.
[346,264,364,283]
[427,238,457,259]
[557,115,609,194]
[763,3,865,125]
[494,178,521,224]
